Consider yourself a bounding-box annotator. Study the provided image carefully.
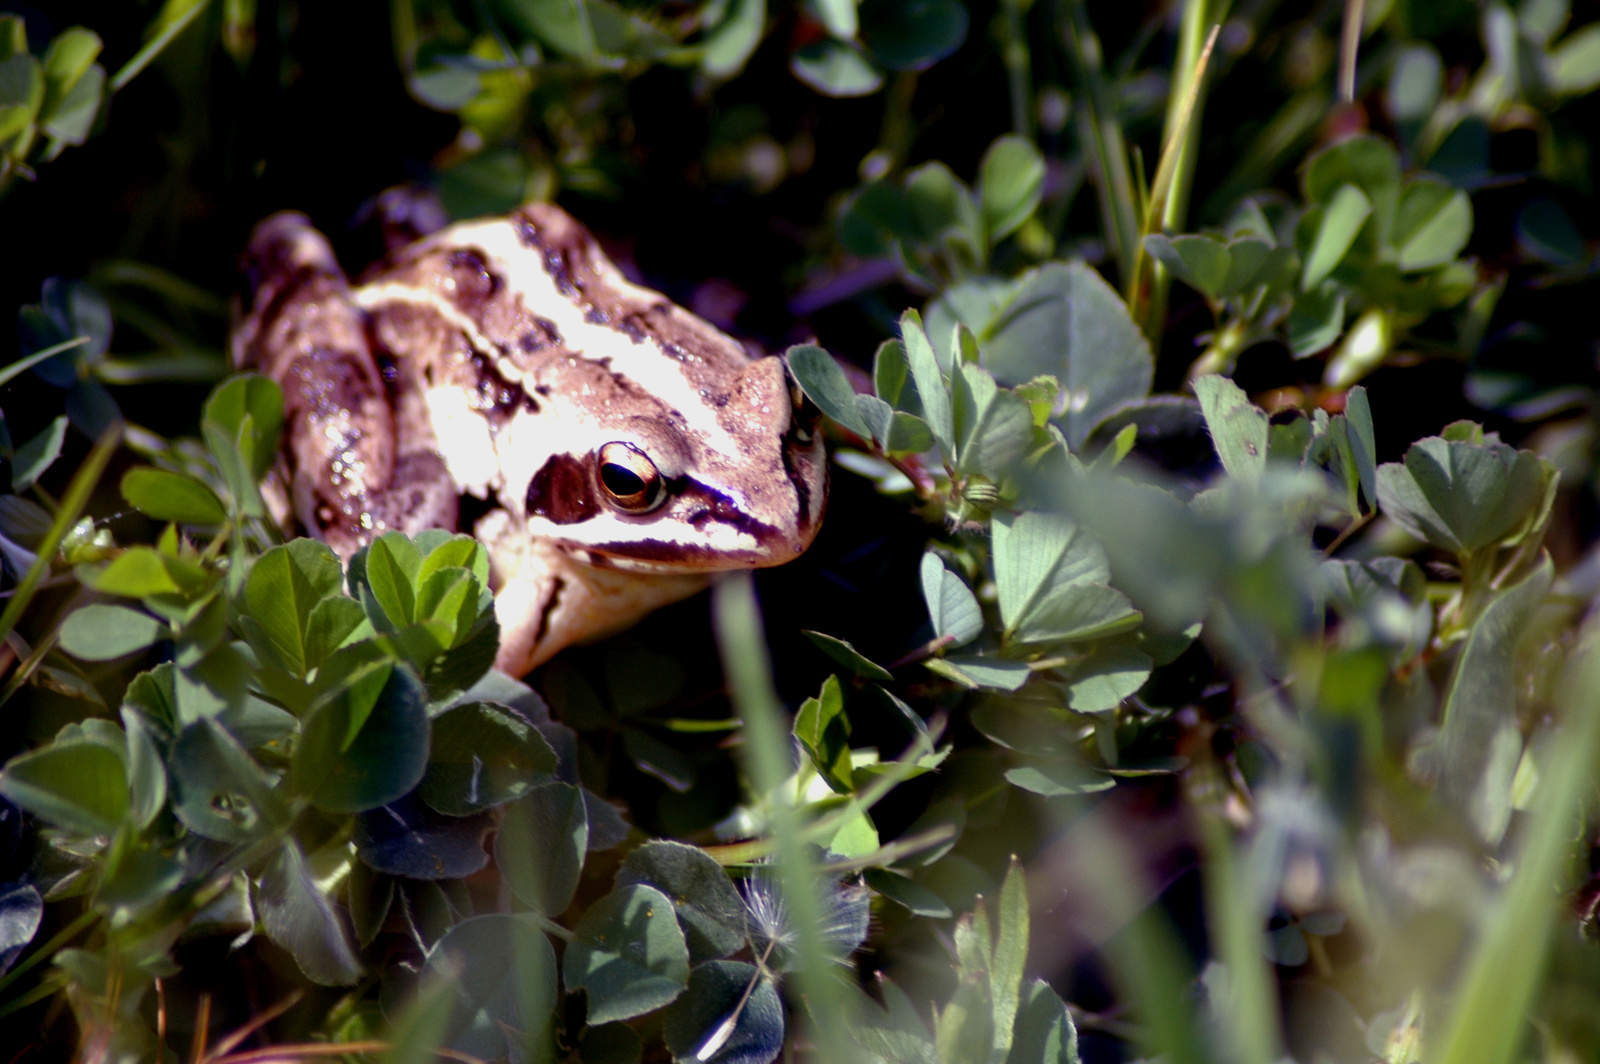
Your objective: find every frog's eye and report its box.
[597,442,666,514]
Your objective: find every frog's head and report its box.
[521,348,832,572]
[518,351,826,574]
[410,203,828,578]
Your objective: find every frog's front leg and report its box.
[234,213,458,557]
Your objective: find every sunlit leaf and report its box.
[498,782,588,916]
[618,840,748,963]
[565,883,691,1024]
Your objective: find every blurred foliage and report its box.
[3,0,1600,1062]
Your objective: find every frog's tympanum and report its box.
[233,203,827,676]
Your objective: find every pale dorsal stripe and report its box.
[437,220,750,467]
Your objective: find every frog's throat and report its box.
[479,510,710,676]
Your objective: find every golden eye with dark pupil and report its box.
[597,442,664,513]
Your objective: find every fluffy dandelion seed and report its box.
[740,868,870,970]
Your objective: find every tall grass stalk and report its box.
[1059,0,1140,282]
[1432,632,1600,1064]
[1125,20,1220,333]
[712,572,861,1064]
[1142,0,1233,344]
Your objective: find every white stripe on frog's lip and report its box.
[528,508,761,557]
[428,220,753,466]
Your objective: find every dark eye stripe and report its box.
[526,453,599,525]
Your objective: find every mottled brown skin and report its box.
[233,202,827,674]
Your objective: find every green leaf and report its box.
[169,718,287,843]
[121,708,167,829]
[244,539,345,676]
[564,883,691,1025]
[0,882,42,975]
[802,630,894,682]
[257,840,363,986]
[120,467,227,525]
[978,135,1046,243]
[860,0,969,71]
[991,857,1029,1058]
[296,665,430,814]
[1221,238,1279,298]
[790,40,883,97]
[1006,981,1081,1064]
[617,840,748,964]
[1393,179,1472,271]
[1287,282,1346,357]
[498,782,588,916]
[1144,234,1230,301]
[786,344,870,438]
[925,262,1154,449]
[11,416,65,492]
[1004,762,1114,796]
[502,0,598,60]
[991,512,1139,645]
[365,533,423,630]
[1059,643,1152,712]
[903,161,975,247]
[887,411,935,453]
[810,0,857,38]
[95,547,182,598]
[40,27,101,101]
[202,373,284,480]
[39,63,103,145]
[0,52,42,124]
[59,603,164,661]
[929,655,1032,690]
[1300,184,1371,290]
[1423,558,1553,844]
[438,148,533,220]
[1375,436,1553,555]
[901,309,954,454]
[839,182,912,257]
[0,738,128,836]
[855,394,895,448]
[920,552,982,647]
[1302,133,1400,239]
[701,0,764,77]
[420,701,558,816]
[661,960,784,1064]
[873,338,911,408]
[1194,375,1269,485]
[354,793,491,880]
[304,596,366,669]
[1550,23,1600,95]
[952,364,1034,477]
[863,867,952,917]
[419,534,490,588]
[1344,385,1377,509]
[795,674,854,794]
[1515,198,1586,267]
[424,914,559,1063]
[415,566,478,645]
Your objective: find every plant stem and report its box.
[1000,0,1035,140]
[1058,0,1140,282]
[0,423,121,643]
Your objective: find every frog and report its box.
[232,200,827,677]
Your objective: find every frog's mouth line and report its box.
[554,523,817,575]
